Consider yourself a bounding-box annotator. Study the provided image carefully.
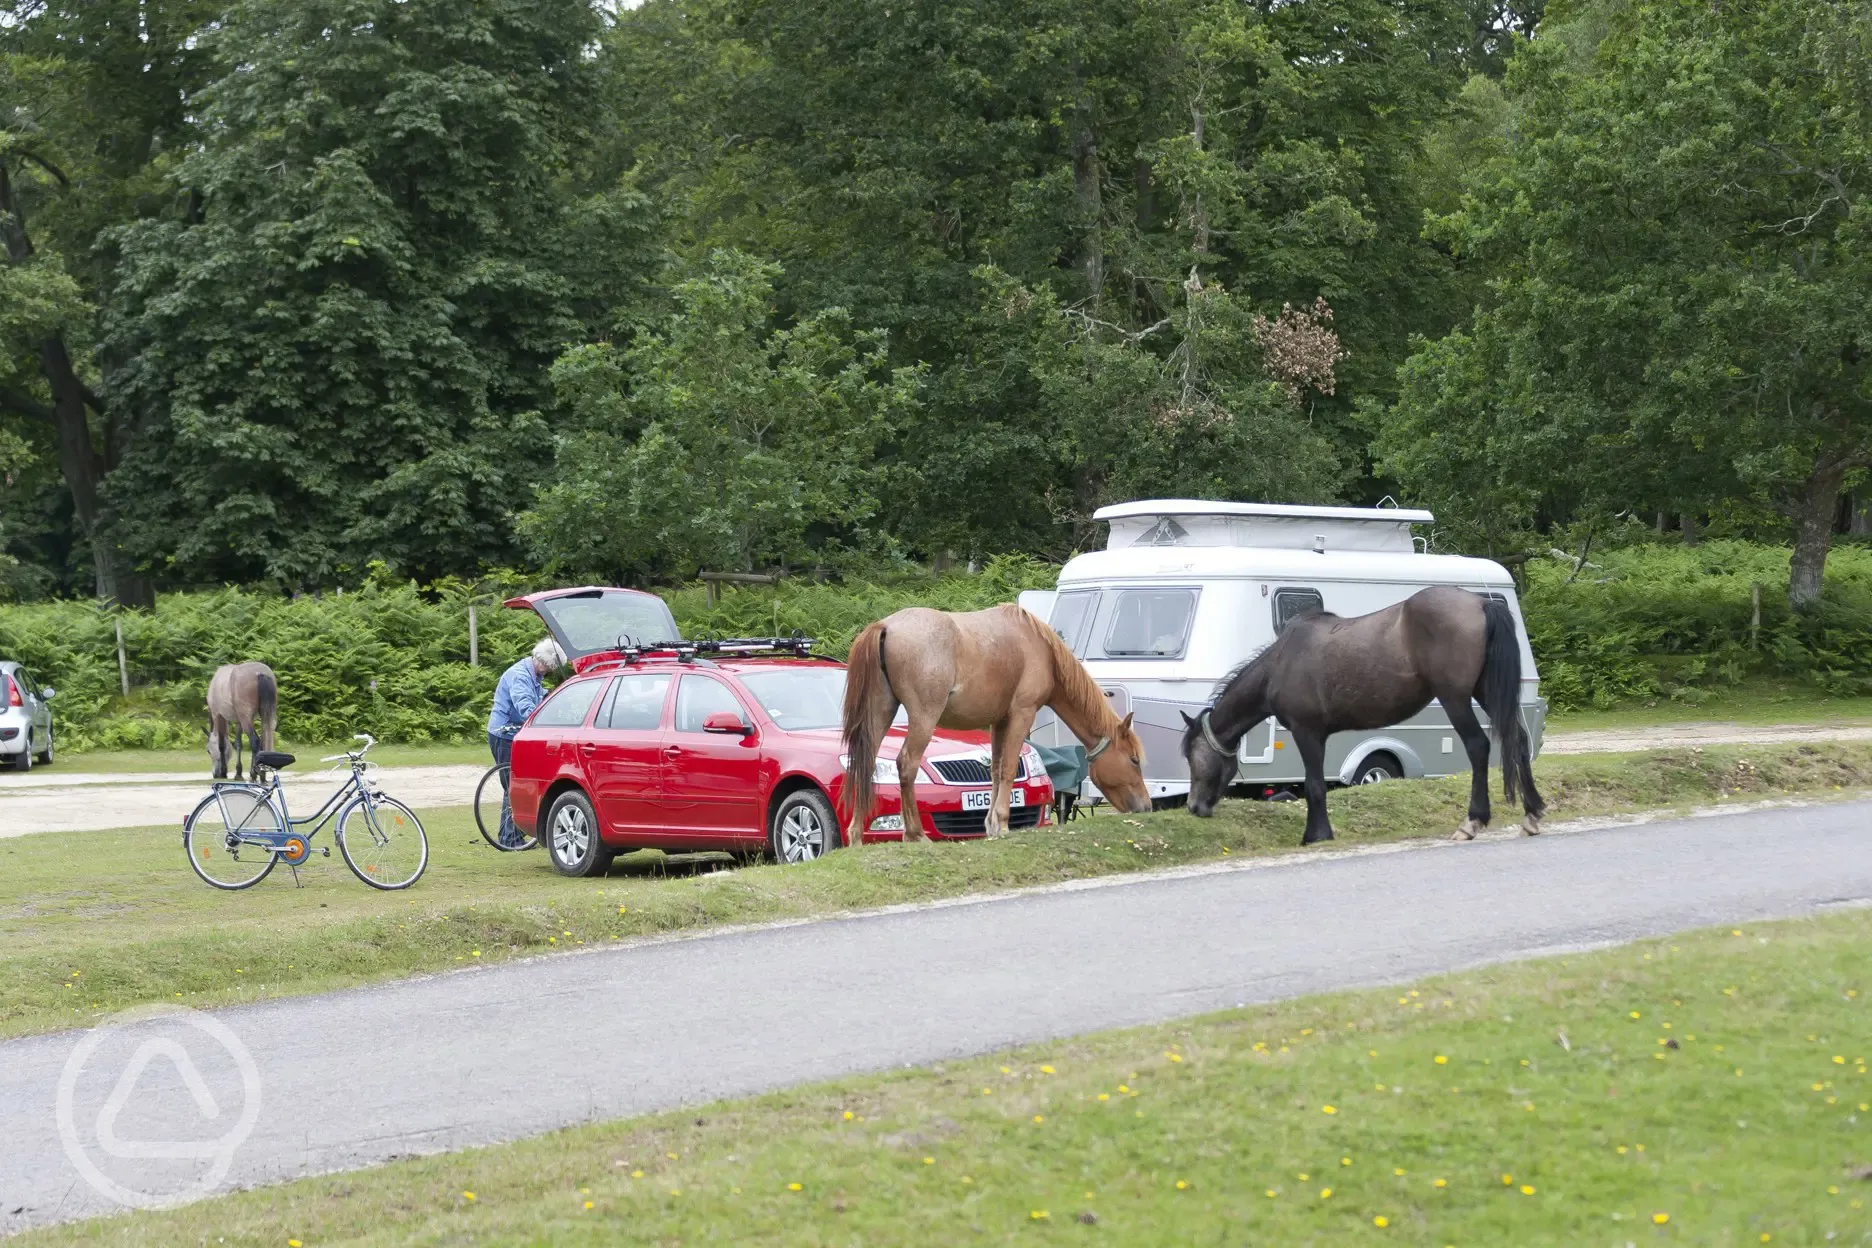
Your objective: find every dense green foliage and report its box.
[1522,540,1872,709]
[4,0,1542,596]
[2,543,1867,751]
[0,557,1057,750]
[3,0,1865,613]
[1377,0,1871,603]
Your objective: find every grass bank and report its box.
[1548,676,1872,734]
[4,743,1870,1043]
[28,739,491,775]
[19,908,1871,1245]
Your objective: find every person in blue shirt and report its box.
[486,637,566,846]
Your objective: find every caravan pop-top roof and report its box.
[1093,499,1435,554]
[1069,499,1512,588]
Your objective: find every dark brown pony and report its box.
[1181,586,1544,844]
[842,604,1152,843]
[206,661,279,780]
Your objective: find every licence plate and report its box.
[962,788,1024,811]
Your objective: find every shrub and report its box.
[0,557,1058,751]
[4,543,1866,748]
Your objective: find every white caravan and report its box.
[1026,499,1546,802]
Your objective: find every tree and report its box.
[604,0,1491,556]
[520,250,921,579]
[0,1,216,602]
[1378,0,1871,608]
[101,0,654,588]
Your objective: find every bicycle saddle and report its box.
[253,751,296,771]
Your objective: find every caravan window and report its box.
[1049,590,1101,656]
[1272,587,1325,634]
[1102,588,1198,658]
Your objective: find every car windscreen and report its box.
[736,668,847,731]
[532,591,680,657]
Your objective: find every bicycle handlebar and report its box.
[319,733,379,764]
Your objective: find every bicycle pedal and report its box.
[321,846,332,857]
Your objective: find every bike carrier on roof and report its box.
[600,635,824,665]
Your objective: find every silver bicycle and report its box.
[182,734,429,891]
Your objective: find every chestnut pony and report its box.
[841,604,1152,842]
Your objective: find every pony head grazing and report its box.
[1179,709,1235,818]
[1085,711,1151,815]
[205,716,228,779]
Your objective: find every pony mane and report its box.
[1008,605,1132,743]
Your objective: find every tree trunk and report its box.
[1849,492,1871,536]
[1070,93,1103,305]
[1188,104,1209,255]
[1787,458,1848,611]
[1,159,149,606]
[1680,513,1700,546]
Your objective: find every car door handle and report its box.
[662,747,682,758]
[579,742,596,755]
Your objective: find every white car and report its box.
[0,660,54,771]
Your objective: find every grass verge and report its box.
[16,909,1872,1245]
[35,740,491,774]
[1548,677,1872,733]
[3,742,1870,1044]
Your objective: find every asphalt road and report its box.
[3,800,1870,1233]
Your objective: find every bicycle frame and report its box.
[210,752,380,856]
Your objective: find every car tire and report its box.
[544,789,613,878]
[10,740,30,772]
[1355,753,1402,785]
[770,787,839,863]
[35,726,52,766]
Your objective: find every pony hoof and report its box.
[1520,817,1542,837]
[1451,818,1483,842]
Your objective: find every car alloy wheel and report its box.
[771,788,838,864]
[545,790,612,878]
[553,803,589,861]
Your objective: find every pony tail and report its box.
[1479,597,1526,806]
[256,670,278,751]
[841,622,890,844]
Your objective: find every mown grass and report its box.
[4,743,1870,1044]
[1548,676,1872,733]
[31,739,491,774]
[19,908,1872,1246]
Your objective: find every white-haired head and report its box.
[531,637,566,672]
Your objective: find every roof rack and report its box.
[602,635,823,665]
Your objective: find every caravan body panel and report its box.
[1028,502,1546,800]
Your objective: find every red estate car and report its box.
[504,587,1052,876]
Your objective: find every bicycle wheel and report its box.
[475,763,534,851]
[336,794,429,890]
[184,786,283,890]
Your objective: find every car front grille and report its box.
[930,757,993,784]
[930,804,1045,839]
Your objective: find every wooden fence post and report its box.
[115,617,130,697]
[468,603,479,667]
[1749,582,1762,649]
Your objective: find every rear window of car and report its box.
[532,677,607,728]
[600,673,672,730]
[1102,588,1198,658]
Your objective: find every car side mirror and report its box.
[41,688,54,700]
[702,711,752,735]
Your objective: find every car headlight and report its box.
[841,755,905,784]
